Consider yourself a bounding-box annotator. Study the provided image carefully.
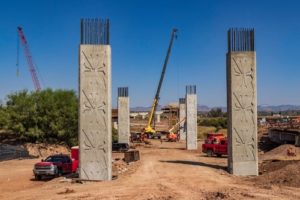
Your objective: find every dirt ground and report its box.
[1,140,300,200]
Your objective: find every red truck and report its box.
[33,146,79,180]
[202,133,228,157]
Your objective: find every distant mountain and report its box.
[197,105,210,112]
[131,104,300,113]
[131,105,162,112]
[258,105,300,112]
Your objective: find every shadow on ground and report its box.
[159,147,186,150]
[159,160,227,171]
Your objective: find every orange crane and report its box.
[167,117,186,142]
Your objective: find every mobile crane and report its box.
[17,26,42,91]
[144,28,178,137]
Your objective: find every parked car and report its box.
[33,154,73,180]
[112,143,129,152]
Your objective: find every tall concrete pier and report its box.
[79,19,112,180]
[118,87,130,144]
[179,98,186,140]
[227,28,258,176]
[186,86,197,150]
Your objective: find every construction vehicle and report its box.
[17,26,42,91]
[130,132,145,143]
[202,133,228,157]
[144,28,178,138]
[166,117,186,142]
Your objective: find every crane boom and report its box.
[144,28,178,134]
[169,117,186,133]
[17,26,42,91]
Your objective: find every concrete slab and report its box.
[79,45,112,180]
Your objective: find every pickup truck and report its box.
[33,154,74,180]
[202,133,228,157]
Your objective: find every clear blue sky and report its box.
[1,0,300,107]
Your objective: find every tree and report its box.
[208,108,224,117]
[3,89,78,146]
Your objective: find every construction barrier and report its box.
[124,150,140,163]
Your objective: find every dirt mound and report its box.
[24,143,70,158]
[112,152,140,178]
[250,160,300,188]
[260,144,300,161]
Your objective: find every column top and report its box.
[179,98,186,104]
[228,28,255,52]
[118,87,129,97]
[186,85,196,94]
[80,18,110,45]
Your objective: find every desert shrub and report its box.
[2,89,78,146]
[198,117,227,130]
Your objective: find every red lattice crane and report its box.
[17,26,42,91]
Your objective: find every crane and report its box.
[167,117,186,142]
[144,28,178,136]
[17,26,42,91]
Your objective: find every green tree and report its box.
[3,89,78,146]
[207,108,224,117]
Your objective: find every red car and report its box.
[202,133,228,157]
[33,153,76,180]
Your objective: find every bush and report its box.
[112,127,118,143]
[198,117,227,130]
[2,89,78,146]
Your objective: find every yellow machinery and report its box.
[144,28,178,136]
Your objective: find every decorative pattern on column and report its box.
[79,18,112,180]
[227,28,258,176]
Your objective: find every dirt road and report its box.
[1,141,300,200]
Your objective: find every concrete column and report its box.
[140,113,147,120]
[186,86,197,150]
[79,19,112,180]
[156,113,161,123]
[118,87,130,144]
[179,98,186,140]
[155,111,163,123]
[227,28,258,176]
[130,113,138,119]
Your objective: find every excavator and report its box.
[143,28,178,139]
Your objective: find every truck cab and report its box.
[202,133,228,157]
[33,154,73,180]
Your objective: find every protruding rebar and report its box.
[80,18,110,45]
[186,85,196,95]
[228,28,254,52]
[118,87,129,97]
[179,98,186,104]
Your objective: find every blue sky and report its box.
[1,0,300,107]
